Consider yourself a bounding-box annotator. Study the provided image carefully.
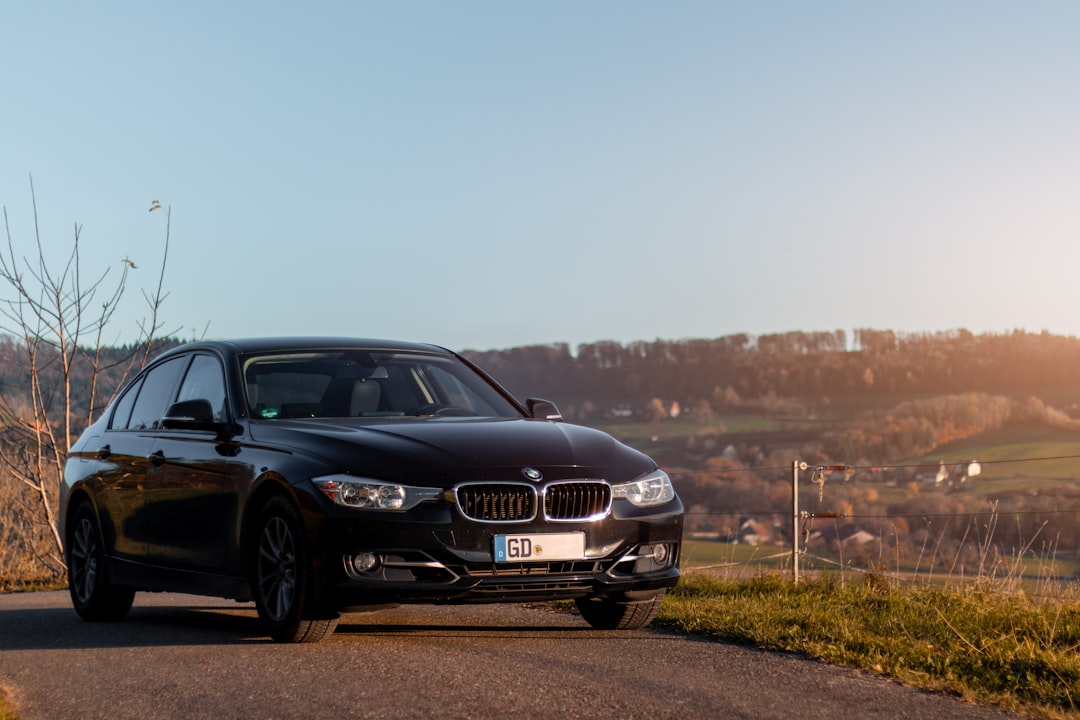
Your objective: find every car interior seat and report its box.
[350,379,382,415]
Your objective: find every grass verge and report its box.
[657,574,1080,719]
[0,577,66,594]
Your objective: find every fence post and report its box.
[794,462,803,587]
[792,460,806,585]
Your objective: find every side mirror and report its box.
[526,398,563,421]
[162,399,222,432]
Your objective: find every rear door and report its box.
[92,356,188,561]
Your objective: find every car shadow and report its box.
[334,621,597,637]
[0,603,646,651]
[0,604,267,651]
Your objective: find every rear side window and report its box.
[126,357,188,430]
[109,377,143,430]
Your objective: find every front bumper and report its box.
[307,497,684,608]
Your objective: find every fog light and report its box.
[345,552,379,577]
[651,543,669,564]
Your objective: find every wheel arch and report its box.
[62,487,96,554]
[239,472,298,572]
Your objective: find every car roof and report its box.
[155,337,453,360]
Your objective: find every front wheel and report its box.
[67,503,135,621]
[251,496,338,643]
[575,590,666,630]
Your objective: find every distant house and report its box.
[813,523,876,546]
[838,526,876,545]
[736,517,775,546]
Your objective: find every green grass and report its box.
[681,540,790,572]
[681,536,1080,585]
[658,574,1080,719]
[912,423,1080,482]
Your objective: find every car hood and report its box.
[246,417,656,485]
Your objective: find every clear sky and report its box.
[2,2,1079,353]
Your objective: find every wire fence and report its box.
[669,452,1080,595]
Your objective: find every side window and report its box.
[127,357,188,431]
[176,354,228,422]
[108,377,143,430]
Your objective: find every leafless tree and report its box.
[0,176,171,578]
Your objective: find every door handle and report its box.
[149,449,166,467]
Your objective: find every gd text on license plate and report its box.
[493,532,585,562]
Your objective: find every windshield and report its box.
[240,349,522,420]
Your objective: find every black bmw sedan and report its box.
[60,338,683,642]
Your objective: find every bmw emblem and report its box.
[522,467,543,481]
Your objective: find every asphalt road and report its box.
[0,591,1023,720]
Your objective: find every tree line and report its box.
[4,327,1074,454]
[7,327,1078,432]
[0,335,180,431]
[463,329,1080,418]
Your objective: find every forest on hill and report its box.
[462,328,1080,469]
[0,335,183,428]
[463,328,1080,422]
[3,328,1080,445]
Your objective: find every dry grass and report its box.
[0,475,64,593]
[0,688,17,720]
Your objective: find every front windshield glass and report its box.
[240,350,522,420]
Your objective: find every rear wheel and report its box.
[251,496,338,643]
[67,503,135,621]
[575,590,666,630]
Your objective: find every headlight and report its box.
[312,475,441,511]
[612,469,675,508]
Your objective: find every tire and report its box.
[251,496,338,643]
[575,590,666,630]
[67,502,135,622]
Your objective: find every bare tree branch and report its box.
[0,176,174,579]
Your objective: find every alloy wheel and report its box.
[257,516,297,622]
[70,516,99,606]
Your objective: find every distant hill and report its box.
[911,422,1080,484]
[463,329,1080,425]
[4,328,1080,456]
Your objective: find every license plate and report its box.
[493,532,585,562]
